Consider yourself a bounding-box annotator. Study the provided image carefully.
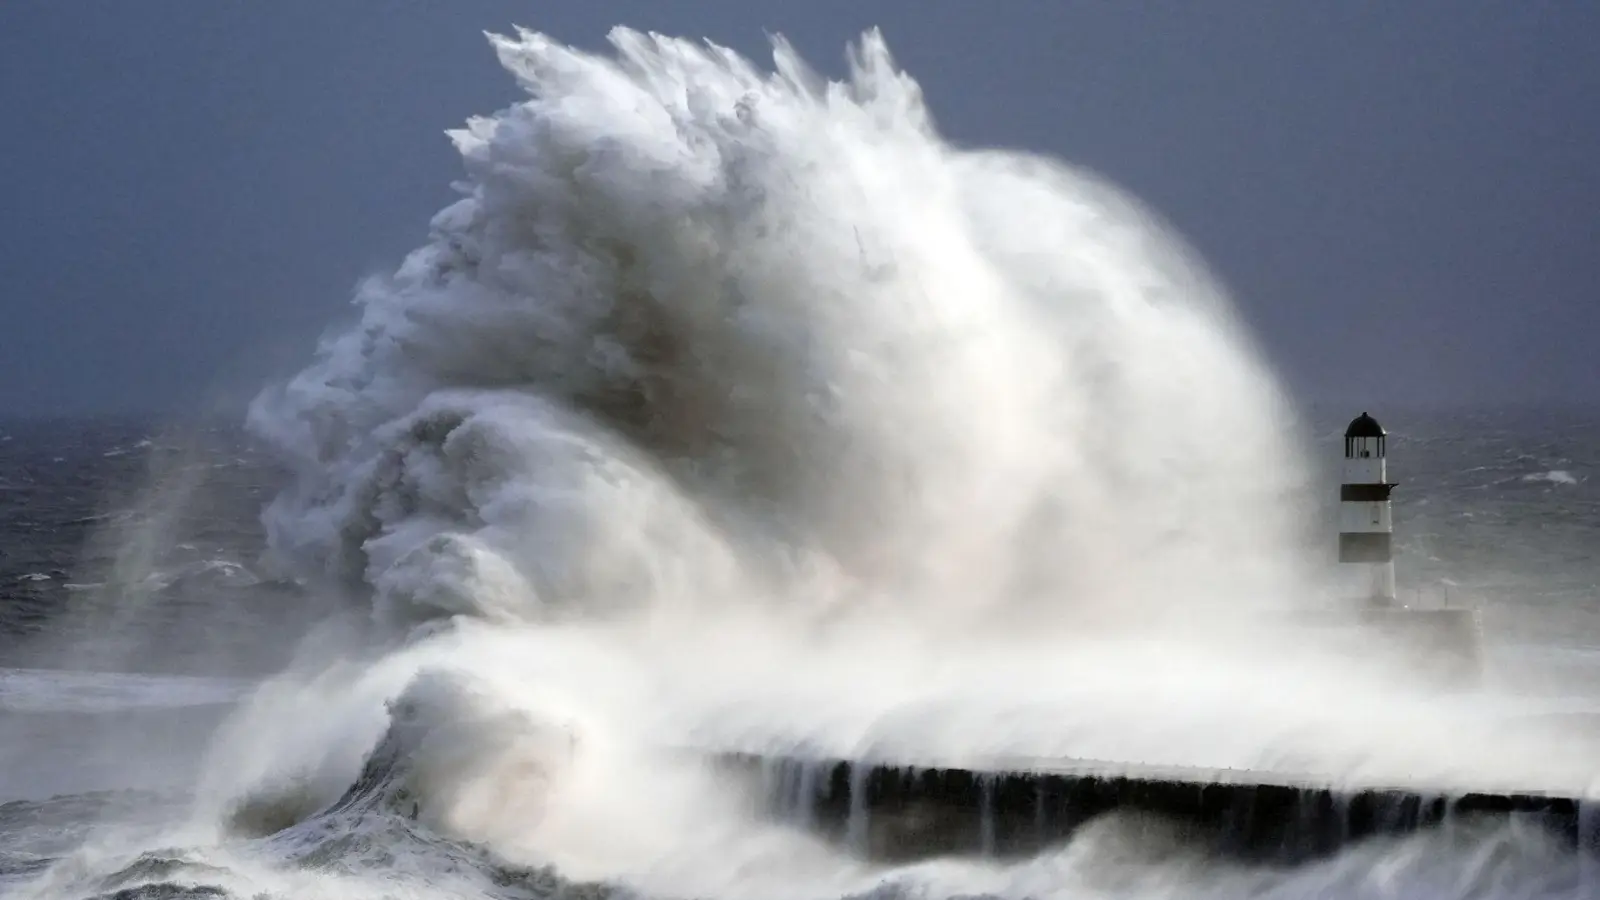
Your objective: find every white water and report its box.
[22,25,1600,900]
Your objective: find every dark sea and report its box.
[0,410,1596,900]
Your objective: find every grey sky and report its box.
[2,2,1595,417]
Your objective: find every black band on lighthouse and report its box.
[1338,532,1392,563]
[1340,483,1396,502]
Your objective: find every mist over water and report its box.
[11,26,1600,900]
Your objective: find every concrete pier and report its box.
[720,752,1586,863]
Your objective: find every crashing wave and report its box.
[223,669,577,844]
[246,26,1315,645]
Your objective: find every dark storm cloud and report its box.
[1,2,1595,416]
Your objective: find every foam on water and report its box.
[18,25,1600,900]
[1524,470,1582,487]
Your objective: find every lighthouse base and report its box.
[1265,607,1485,690]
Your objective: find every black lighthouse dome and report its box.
[1344,412,1385,438]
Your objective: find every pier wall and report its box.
[720,753,1583,863]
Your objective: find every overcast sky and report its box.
[1,2,1595,417]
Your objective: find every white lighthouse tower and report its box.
[1340,412,1397,606]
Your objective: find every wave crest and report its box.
[247,27,1311,638]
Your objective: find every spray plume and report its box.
[247,27,1314,641]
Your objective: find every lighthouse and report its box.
[1339,412,1397,606]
